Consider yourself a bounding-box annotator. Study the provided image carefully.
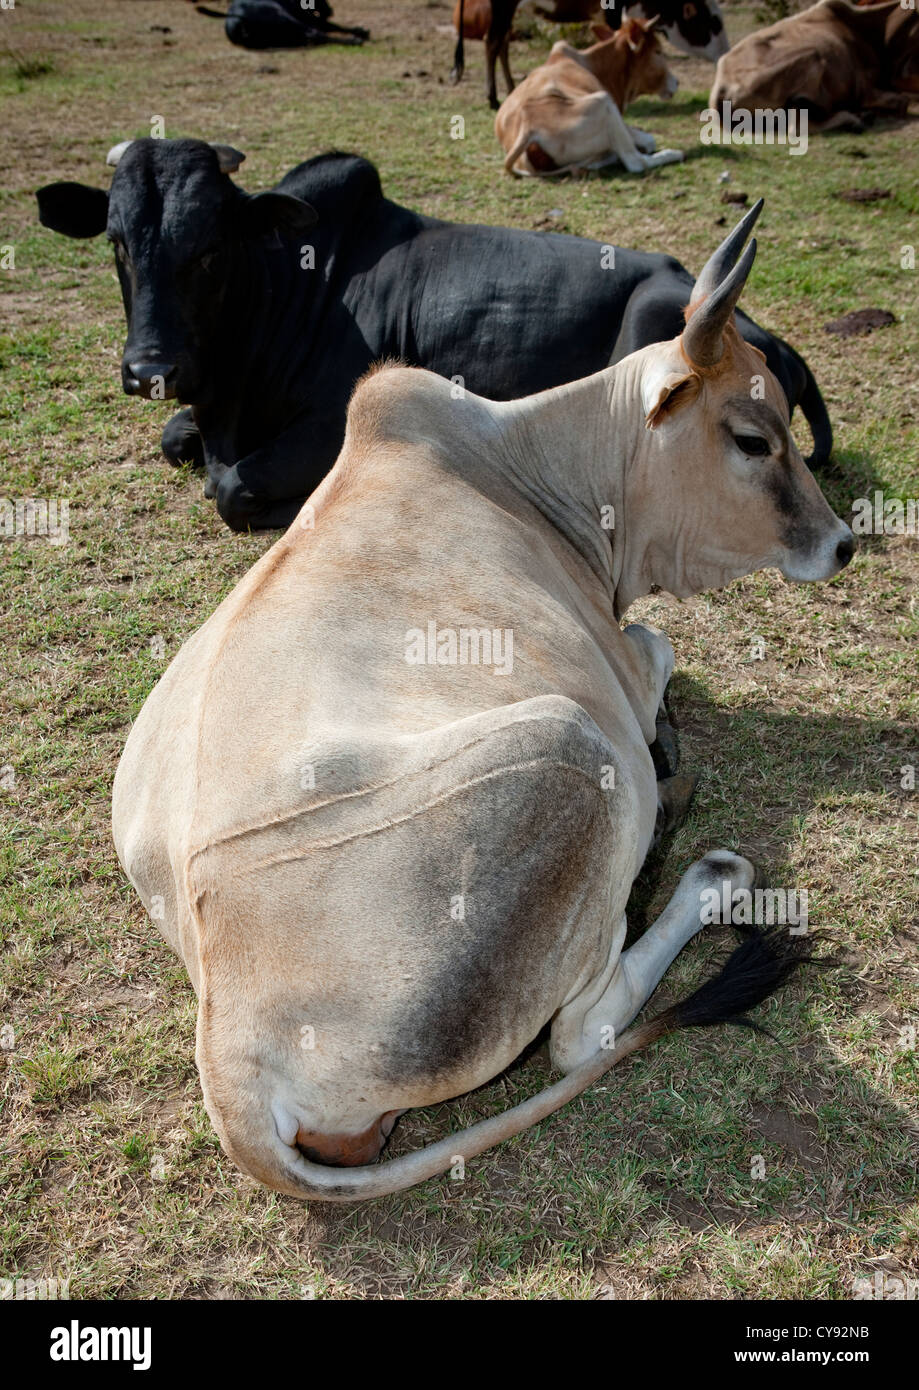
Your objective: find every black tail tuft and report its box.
[450,34,465,84]
[663,926,824,1035]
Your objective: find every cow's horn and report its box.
[689,198,763,306]
[682,238,757,368]
[211,144,246,174]
[106,140,133,167]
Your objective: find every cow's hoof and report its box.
[653,772,698,846]
[216,471,256,532]
[161,408,203,470]
[650,712,680,780]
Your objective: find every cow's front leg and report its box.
[622,623,682,779]
[600,95,683,173]
[160,408,204,470]
[627,125,657,154]
[551,850,755,1070]
[215,412,338,532]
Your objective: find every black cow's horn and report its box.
[689,198,763,306]
[682,239,757,368]
[211,144,246,174]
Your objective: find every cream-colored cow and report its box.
[113,205,853,1201]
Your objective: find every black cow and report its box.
[451,0,729,109]
[197,0,369,49]
[37,139,831,533]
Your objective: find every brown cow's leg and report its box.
[499,35,514,96]
[485,35,501,107]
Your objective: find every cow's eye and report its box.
[199,251,219,272]
[734,433,770,457]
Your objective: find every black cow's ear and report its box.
[244,192,318,237]
[36,182,109,239]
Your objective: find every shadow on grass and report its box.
[309,679,917,1283]
[627,675,915,938]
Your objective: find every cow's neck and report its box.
[583,46,635,110]
[492,357,657,618]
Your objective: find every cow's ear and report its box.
[36,182,109,239]
[590,22,612,41]
[243,191,318,237]
[642,365,701,430]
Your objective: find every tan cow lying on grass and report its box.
[113,205,854,1202]
[495,18,683,175]
[710,0,919,132]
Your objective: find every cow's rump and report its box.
[179,697,635,1121]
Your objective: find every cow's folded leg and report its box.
[653,772,698,847]
[550,850,755,1071]
[650,701,680,780]
[216,465,304,532]
[628,125,657,154]
[161,408,204,470]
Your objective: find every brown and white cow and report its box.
[495,18,683,175]
[709,0,919,132]
[452,0,729,108]
[113,205,854,1201]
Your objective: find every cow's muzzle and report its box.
[124,359,179,401]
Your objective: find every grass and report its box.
[0,0,917,1300]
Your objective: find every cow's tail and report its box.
[263,924,816,1202]
[450,0,465,83]
[798,355,833,470]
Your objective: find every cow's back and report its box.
[366,224,677,398]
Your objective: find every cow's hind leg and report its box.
[551,850,755,1070]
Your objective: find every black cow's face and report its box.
[626,0,729,62]
[37,139,317,406]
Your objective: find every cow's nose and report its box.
[835,534,855,569]
[126,361,179,399]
